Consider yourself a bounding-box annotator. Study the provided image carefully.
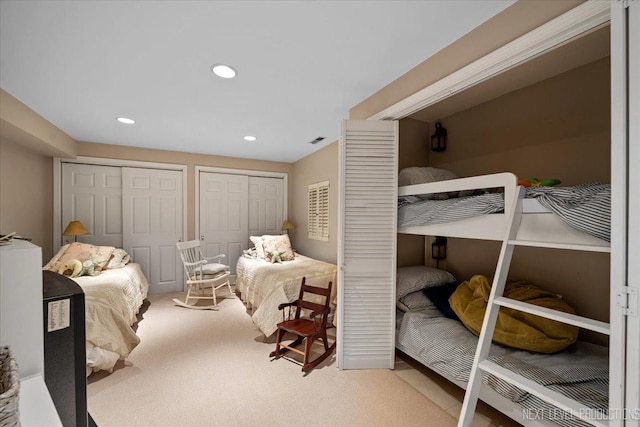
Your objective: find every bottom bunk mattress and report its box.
[396,307,608,427]
[236,254,337,337]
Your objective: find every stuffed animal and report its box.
[268,250,285,264]
[517,178,561,188]
[57,259,83,278]
[80,256,100,276]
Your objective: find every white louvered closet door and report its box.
[338,119,398,369]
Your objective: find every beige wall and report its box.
[0,138,54,262]
[397,118,430,267]
[290,142,339,264]
[1,89,76,158]
[76,141,294,244]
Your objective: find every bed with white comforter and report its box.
[73,263,148,375]
[236,254,337,337]
[43,242,149,376]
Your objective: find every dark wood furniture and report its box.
[269,278,335,372]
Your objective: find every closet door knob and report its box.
[200,235,205,241]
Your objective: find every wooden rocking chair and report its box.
[174,240,234,310]
[269,278,335,372]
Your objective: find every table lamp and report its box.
[63,220,89,242]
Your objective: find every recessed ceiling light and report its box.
[211,64,237,79]
[116,117,135,124]
[244,135,257,141]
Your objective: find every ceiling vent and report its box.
[309,137,325,145]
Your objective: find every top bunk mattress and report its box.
[398,183,611,243]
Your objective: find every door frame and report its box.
[194,166,288,243]
[53,156,188,251]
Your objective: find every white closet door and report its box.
[61,163,123,247]
[199,172,248,275]
[122,168,183,294]
[338,119,398,369]
[248,176,284,236]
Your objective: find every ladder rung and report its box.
[493,297,610,335]
[478,360,608,427]
[507,240,610,253]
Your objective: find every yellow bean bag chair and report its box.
[449,275,578,354]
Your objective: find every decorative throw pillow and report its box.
[48,242,115,273]
[250,236,266,259]
[396,266,456,299]
[44,244,70,270]
[106,248,130,269]
[261,235,295,262]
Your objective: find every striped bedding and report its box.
[398,183,611,242]
[397,308,609,426]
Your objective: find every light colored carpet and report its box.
[87,292,457,427]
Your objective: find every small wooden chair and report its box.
[269,278,335,372]
[174,240,234,310]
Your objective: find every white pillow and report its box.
[398,290,436,312]
[250,236,266,259]
[396,266,456,299]
[398,167,458,187]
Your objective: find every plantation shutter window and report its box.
[308,181,329,241]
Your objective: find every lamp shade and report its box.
[63,221,89,237]
[281,219,294,231]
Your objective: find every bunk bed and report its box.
[395,172,611,426]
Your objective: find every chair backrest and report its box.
[293,277,333,326]
[176,240,204,278]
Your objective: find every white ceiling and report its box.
[0,1,514,163]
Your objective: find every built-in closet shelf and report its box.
[493,297,610,335]
[507,240,610,253]
[477,361,608,427]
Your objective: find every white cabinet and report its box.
[0,240,43,378]
[0,240,62,426]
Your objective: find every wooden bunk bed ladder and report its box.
[458,186,611,427]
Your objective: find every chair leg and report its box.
[302,337,314,371]
[321,330,329,352]
[185,284,193,304]
[269,328,286,358]
[226,279,235,297]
